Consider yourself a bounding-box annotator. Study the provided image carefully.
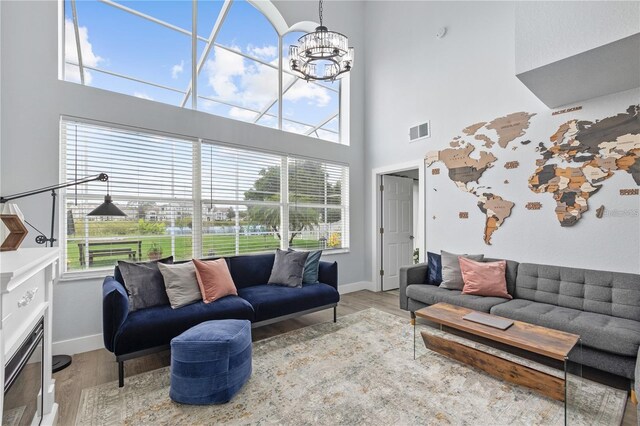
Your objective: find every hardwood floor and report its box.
[53,289,637,425]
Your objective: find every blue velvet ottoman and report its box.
[169,319,252,405]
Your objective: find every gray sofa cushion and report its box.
[490,299,640,357]
[515,263,640,322]
[406,284,510,313]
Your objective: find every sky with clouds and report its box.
[64,0,340,142]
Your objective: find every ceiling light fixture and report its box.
[289,0,354,82]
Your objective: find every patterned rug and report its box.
[76,309,627,425]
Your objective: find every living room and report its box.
[0,0,638,425]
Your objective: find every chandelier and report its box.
[288,0,354,82]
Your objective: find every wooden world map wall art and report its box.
[425,104,640,244]
[525,202,542,210]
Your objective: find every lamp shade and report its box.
[87,195,127,217]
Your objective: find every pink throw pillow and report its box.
[458,257,512,299]
[192,258,238,303]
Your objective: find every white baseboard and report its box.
[53,333,104,356]
[338,281,375,294]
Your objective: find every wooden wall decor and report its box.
[0,214,28,251]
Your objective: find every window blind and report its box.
[201,142,282,257]
[60,119,350,273]
[61,120,194,270]
[288,157,349,250]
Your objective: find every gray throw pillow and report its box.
[439,250,484,290]
[268,249,310,288]
[158,262,202,309]
[118,257,173,312]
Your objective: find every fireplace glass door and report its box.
[3,319,44,426]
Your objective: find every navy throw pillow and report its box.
[427,251,442,285]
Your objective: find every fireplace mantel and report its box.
[0,248,59,425]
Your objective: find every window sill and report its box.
[58,268,113,283]
[321,248,350,256]
[58,249,351,282]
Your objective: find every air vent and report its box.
[409,121,430,142]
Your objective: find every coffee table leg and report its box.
[565,339,583,425]
[413,319,416,360]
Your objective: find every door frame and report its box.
[371,160,426,292]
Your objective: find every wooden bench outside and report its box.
[78,240,143,266]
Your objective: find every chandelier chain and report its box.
[319,0,323,27]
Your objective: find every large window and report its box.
[62,0,344,143]
[61,120,349,272]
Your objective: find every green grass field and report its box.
[66,234,324,270]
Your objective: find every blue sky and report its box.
[64,0,340,141]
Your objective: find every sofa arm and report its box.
[318,260,338,290]
[399,262,431,311]
[102,276,129,353]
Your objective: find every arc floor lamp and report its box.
[0,172,126,371]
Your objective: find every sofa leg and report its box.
[118,361,124,388]
[410,311,416,326]
[333,306,337,323]
[631,388,638,405]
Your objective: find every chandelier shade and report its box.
[289,1,354,81]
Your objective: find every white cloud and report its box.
[134,92,154,101]
[64,18,102,85]
[247,44,277,60]
[203,46,332,116]
[283,121,311,135]
[204,46,245,100]
[203,46,277,110]
[285,82,331,107]
[229,107,257,121]
[171,60,184,79]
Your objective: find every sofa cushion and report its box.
[427,252,442,285]
[460,258,512,299]
[490,299,640,357]
[484,258,519,296]
[118,257,174,311]
[238,283,339,322]
[227,254,275,289]
[440,251,484,290]
[158,261,202,309]
[193,258,238,303]
[268,249,309,288]
[113,295,254,356]
[515,263,640,322]
[406,284,509,313]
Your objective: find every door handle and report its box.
[409,235,414,240]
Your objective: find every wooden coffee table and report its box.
[415,303,581,404]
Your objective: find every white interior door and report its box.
[381,175,413,291]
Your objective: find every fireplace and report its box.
[3,319,44,426]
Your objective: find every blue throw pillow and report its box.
[302,250,322,284]
[288,249,322,284]
[427,251,442,285]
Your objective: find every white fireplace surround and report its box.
[0,248,59,425]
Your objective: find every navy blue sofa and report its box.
[103,253,339,386]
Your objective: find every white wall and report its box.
[363,1,640,280]
[515,1,640,74]
[0,0,367,350]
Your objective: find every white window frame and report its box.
[59,118,350,279]
[60,0,349,145]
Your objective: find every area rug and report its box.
[76,309,627,425]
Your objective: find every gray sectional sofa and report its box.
[400,257,640,380]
